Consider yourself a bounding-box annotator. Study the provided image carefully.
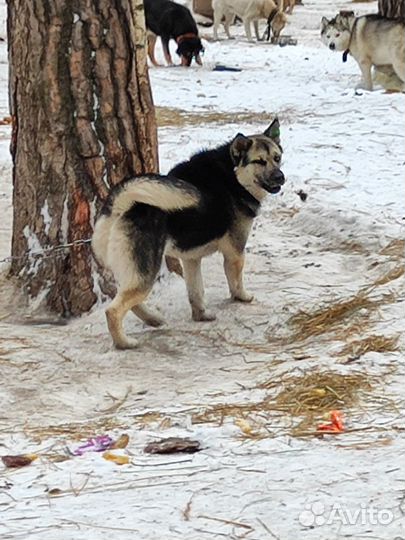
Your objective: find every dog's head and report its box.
[176,36,204,66]
[321,12,354,51]
[230,118,285,201]
[270,11,287,43]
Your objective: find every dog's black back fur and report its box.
[166,143,260,251]
[144,0,199,38]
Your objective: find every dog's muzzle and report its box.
[260,168,285,194]
[180,53,203,67]
[329,43,336,50]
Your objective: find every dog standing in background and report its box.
[213,0,287,42]
[144,0,204,66]
[92,120,285,349]
[321,12,405,91]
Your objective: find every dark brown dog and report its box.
[144,0,204,66]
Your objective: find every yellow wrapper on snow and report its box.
[110,434,130,449]
[102,451,130,465]
[312,388,327,397]
[234,418,253,435]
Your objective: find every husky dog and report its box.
[321,12,405,91]
[92,120,285,349]
[213,0,287,42]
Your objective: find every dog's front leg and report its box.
[223,252,254,303]
[213,8,223,40]
[224,12,234,39]
[161,37,174,65]
[358,59,373,91]
[183,259,216,321]
[244,18,254,41]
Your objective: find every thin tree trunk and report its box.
[378,0,405,18]
[7,0,158,316]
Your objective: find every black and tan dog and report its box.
[144,0,204,66]
[92,119,285,349]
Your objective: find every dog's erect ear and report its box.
[339,10,354,17]
[321,16,329,31]
[336,11,355,30]
[230,134,253,165]
[264,118,280,145]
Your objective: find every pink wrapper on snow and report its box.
[73,435,114,456]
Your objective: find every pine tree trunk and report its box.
[7,0,158,316]
[378,0,405,18]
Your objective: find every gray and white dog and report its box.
[321,12,405,91]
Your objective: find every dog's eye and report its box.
[327,34,330,38]
[335,33,340,37]
[274,155,281,163]
[251,159,267,166]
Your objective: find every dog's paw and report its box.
[356,82,372,92]
[192,310,217,322]
[113,337,139,350]
[232,291,254,303]
[144,314,165,328]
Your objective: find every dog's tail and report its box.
[111,174,200,216]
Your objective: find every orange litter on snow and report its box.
[317,410,345,433]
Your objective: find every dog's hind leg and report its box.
[106,288,151,349]
[182,259,216,321]
[392,56,405,85]
[253,20,260,40]
[223,252,254,303]
[132,304,164,328]
[147,32,160,66]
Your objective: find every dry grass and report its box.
[192,370,394,437]
[379,239,404,259]
[336,334,400,358]
[261,371,370,413]
[336,241,367,253]
[0,336,34,362]
[192,399,272,426]
[286,289,394,344]
[372,265,404,287]
[156,106,274,128]
[26,417,127,443]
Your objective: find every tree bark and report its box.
[378,0,405,18]
[7,0,158,316]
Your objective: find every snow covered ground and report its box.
[0,0,404,539]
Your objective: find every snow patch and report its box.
[40,199,51,236]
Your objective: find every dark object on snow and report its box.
[213,64,242,72]
[2,454,37,468]
[296,189,308,202]
[144,437,201,454]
